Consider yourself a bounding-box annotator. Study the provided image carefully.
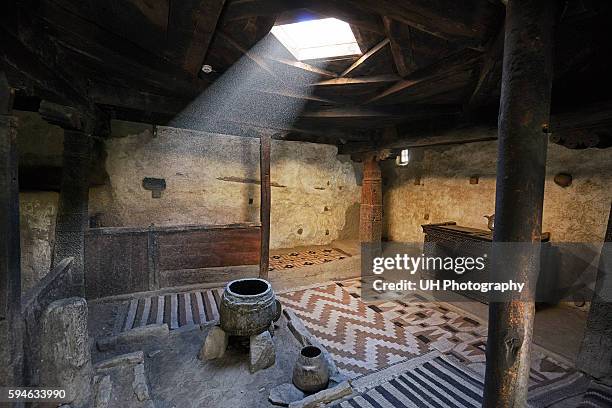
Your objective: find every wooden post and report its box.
[576,204,612,378]
[360,155,382,274]
[259,133,271,279]
[52,129,93,296]
[0,71,23,386]
[483,1,557,407]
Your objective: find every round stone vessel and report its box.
[219,278,279,337]
[292,345,329,393]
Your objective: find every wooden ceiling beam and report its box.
[467,23,505,111]
[340,100,612,154]
[299,104,460,119]
[382,16,416,78]
[216,31,278,79]
[266,57,338,78]
[0,27,100,120]
[365,48,482,104]
[312,74,400,87]
[341,38,390,77]
[224,0,384,33]
[32,1,207,95]
[167,0,227,76]
[345,0,501,44]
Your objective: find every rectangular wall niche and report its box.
[142,177,166,198]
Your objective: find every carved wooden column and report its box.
[576,204,612,379]
[40,102,93,297]
[259,133,271,279]
[0,71,24,387]
[360,155,382,274]
[483,1,557,407]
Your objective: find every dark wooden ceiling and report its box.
[1,0,611,149]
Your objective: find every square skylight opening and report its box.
[270,18,362,61]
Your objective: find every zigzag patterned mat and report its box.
[269,247,351,271]
[277,283,428,378]
[338,278,578,388]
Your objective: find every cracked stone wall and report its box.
[19,191,58,292]
[16,111,63,292]
[383,141,612,243]
[89,125,361,249]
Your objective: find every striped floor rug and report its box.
[334,354,485,408]
[119,288,222,332]
[578,382,612,408]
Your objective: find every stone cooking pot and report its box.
[293,345,329,393]
[219,278,281,336]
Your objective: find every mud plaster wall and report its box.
[89,125,361,249]
[383,141,612,244]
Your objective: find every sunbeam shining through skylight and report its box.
[270,18,362,61]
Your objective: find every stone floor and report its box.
[86,244,592,408]
[91,315,301,408]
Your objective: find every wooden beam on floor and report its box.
[483,1,557,407]
[341,38,390,77]
[259,132,272,280]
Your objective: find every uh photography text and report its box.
[369,253,526,295]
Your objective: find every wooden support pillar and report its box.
[360,155,382,273]
[483,1,557,407]
[51,129,93,296]
[0,71,23,386]
[576,204,612,379]
[259,133,271,279]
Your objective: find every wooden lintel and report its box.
[39,101,87,131]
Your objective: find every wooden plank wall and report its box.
[84,224,261,299]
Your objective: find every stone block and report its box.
[132,363,151,402]
[198,326,228,360]
[40,297,92,408]
[94,375,112,408]
[94,351,144,370]
[269,383,305,406]
[249,330,275,373]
